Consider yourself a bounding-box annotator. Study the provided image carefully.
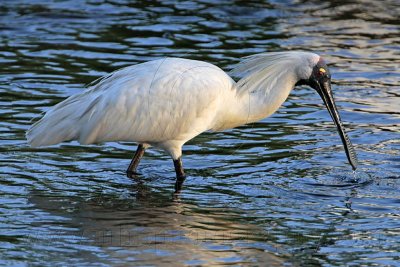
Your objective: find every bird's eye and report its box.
[319,68,326,75]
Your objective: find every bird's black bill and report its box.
[317,80,358,170]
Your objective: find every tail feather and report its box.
[26,92,98,147]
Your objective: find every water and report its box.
[1,0,399,266]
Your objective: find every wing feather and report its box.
[27,58,233,147]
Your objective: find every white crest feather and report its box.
[230,51,320,96]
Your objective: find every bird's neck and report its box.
[213,73,297,130]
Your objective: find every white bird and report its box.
[26,51,358,192]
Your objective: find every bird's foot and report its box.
[174,175,186,193]
[126,170,142,179]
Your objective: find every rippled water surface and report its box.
[1,1,400,266]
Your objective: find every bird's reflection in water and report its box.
[28,181,284,266]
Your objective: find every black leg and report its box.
[126,144,145,178]
[173,157,186,193]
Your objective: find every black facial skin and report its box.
[295,58,358,170]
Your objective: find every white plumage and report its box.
[26,51,356,191]
[27,52,317,156]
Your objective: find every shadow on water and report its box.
[27,183,285,266]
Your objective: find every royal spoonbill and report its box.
[26,51,358,192]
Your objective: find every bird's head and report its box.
[232,51,358,170]
[296,57,358,170]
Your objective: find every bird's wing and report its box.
[26,58,234,147]
[80,58,234,145]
